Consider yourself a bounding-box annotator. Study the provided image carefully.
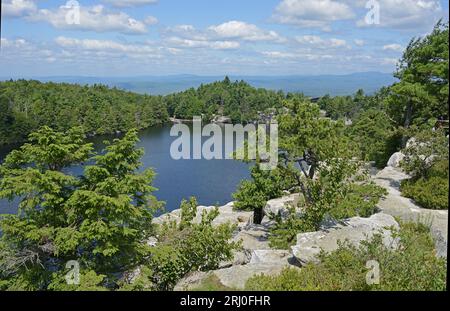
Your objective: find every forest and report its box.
[0,77,290,145]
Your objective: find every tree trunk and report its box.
[253,207,264,224]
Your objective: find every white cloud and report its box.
[208,21,285,42]
[28,4,148,34]
[144,16,158,25]
[2,0,36,17]
[55,36,159,55]
[164,37,240,50]
[102,0,158,7]
[383,43,403,52]
[381,57,398,65]
[356,0,444,30]
[272,0,355,30]
[1,37,29,48]
[354,39,365,46]
[295,35,350,49]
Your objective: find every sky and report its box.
[1,0,449,77]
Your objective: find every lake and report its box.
[0,124,251,215]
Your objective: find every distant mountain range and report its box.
[1,72,397,97]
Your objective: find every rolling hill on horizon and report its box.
[1,72,396,97]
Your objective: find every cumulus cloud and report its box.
[383,43,403,51]
[354,39,365,46]
[161,21,284,50]
[272,0,355,30]
[356,0,444,30]
[295,35,350,49]
[208,21,286,42]
[27,4,148,34]
[164,37,240,50]
[2,0,36,17]
[144,16,159,25]
[102,0,158,7]
[54,36,157,53]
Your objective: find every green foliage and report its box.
[264,98,384,249]
[247,222,447,291]
[147,198,240,290]
[0,127,162,290]
[268,181,386,250]
[349,109,402,168]
[0,80,169,145]
[401,127,449,179]
[165,77,284,122]
[233,166,291,223]
[401,159,449,210]
[386,21,449,129]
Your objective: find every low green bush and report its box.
[268,183,386,249]
[401,160,449,210]
[247,221,447,291]
[401,176,448,210]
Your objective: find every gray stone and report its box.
[152,201,252,229]
[387,152,405,168]
[292,213,399,265]
[373,166,448,258]
[263,193,302,219]
[232,223,271,251]
[249,249,292,264]
[212,263,293,289]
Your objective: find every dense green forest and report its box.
[164,77,285,122]
[0,77,290,145]
[0,81,169,145]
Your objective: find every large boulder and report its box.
[387,152,405,168]
[232,223,271,251]
[174,263,296,290]
[263,193,302,219]
[249,249,292,264]
[292,213,399,265]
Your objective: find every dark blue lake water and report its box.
[0,125,251,214]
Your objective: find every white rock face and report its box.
[373,166,448,258]
[249,249,292,264]
[291,213,399,265]
[232,223,271,251]
[175,263,296,290]
[263,193,302,218]
[387,152,405,168]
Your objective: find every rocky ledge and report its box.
[156,162,448,290]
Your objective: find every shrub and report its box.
[401,159,449,210]
[247,221,447,291]
[233,166,291,223]
[147,198,240,290]
[401,176,448,210]
[268,182,386,249]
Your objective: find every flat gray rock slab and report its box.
[292,213,399,265]
[373,167,448,257]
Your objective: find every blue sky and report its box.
[1,0,448,77]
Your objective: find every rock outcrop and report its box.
[387,152,405,168]
[263,193,302,219]
[372,166,448,257]
[291,213,399,265]
[152,201,252,229]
